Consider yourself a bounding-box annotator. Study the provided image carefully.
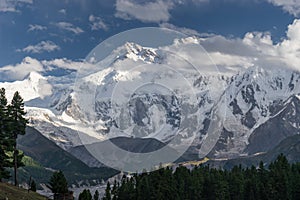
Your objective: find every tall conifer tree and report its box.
[8,91,27,186]
[0,88,11,181]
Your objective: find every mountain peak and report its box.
[123,42,143,53]
[112,42,162,64]
[27,71,44,82]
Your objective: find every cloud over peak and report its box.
[200,19,300,71]
[0,57,44,81]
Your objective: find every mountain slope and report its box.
[0,182,46,200]
[69,136,180,172]
[207,134,300,169]
[68,136,175,167]
[206,67,300,158]
[17,127,118,185]
[246,95,300,154]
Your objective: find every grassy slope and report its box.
[14,156,53,187]
[0,182,45,200]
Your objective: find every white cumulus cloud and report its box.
[0,0,32,12]
[0,57,95,81]
[115,0,173,23]
[0,57,44,80]
[55,22,84,35]
[267,0,300,16]
[159,19,300,74]
[27,24,47,32]
[89,15,108,31]
[41,58,90,71]
[159,23,200,36]
[59,9,66,15]
[198,19,300,71]
[18,41,60,54]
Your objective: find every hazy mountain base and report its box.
[207,134,300,169]
[69,136,179,168]
[15,127,118,187]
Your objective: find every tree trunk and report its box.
[14,133,17,186]
[14,146,18,186]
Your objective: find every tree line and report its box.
[102,154,300,200]
[48,170,100,200]
[47,154,300,200]
[0,88,27,186]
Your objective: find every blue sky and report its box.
[0,0,299,74]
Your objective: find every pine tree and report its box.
[79,189,92,200]
[268,154,291,199]
[8,91,28,186]
[111,155,300,200]
[94,190,99,200]
[0,148,10,181]
[291,163,300,199]
[30,179,37,192]
[48,170,68,194]
[229,165,244,200]
[103,182,111,200]
[111,180,118,197]
[257,161,269,199]
[244,166,258,200]
[0,88,12,181]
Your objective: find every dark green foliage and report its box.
[79,189,92,200]
[30,179,37,192]
[0,89,27,185]
[290,163,300,199]
[48,170,68,194]
[0,148,11,180]
[0,88,11,181]
[8,91,28,186]
[268,154,291,199]
[8,91,27,137]
[112,154,300,200]
[103,182,111,200]
[11,155,52,189]
[94,190,99,200]
[111,180,117,197]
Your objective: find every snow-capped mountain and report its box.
[1,37,300,163]
[209,67,300,158]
